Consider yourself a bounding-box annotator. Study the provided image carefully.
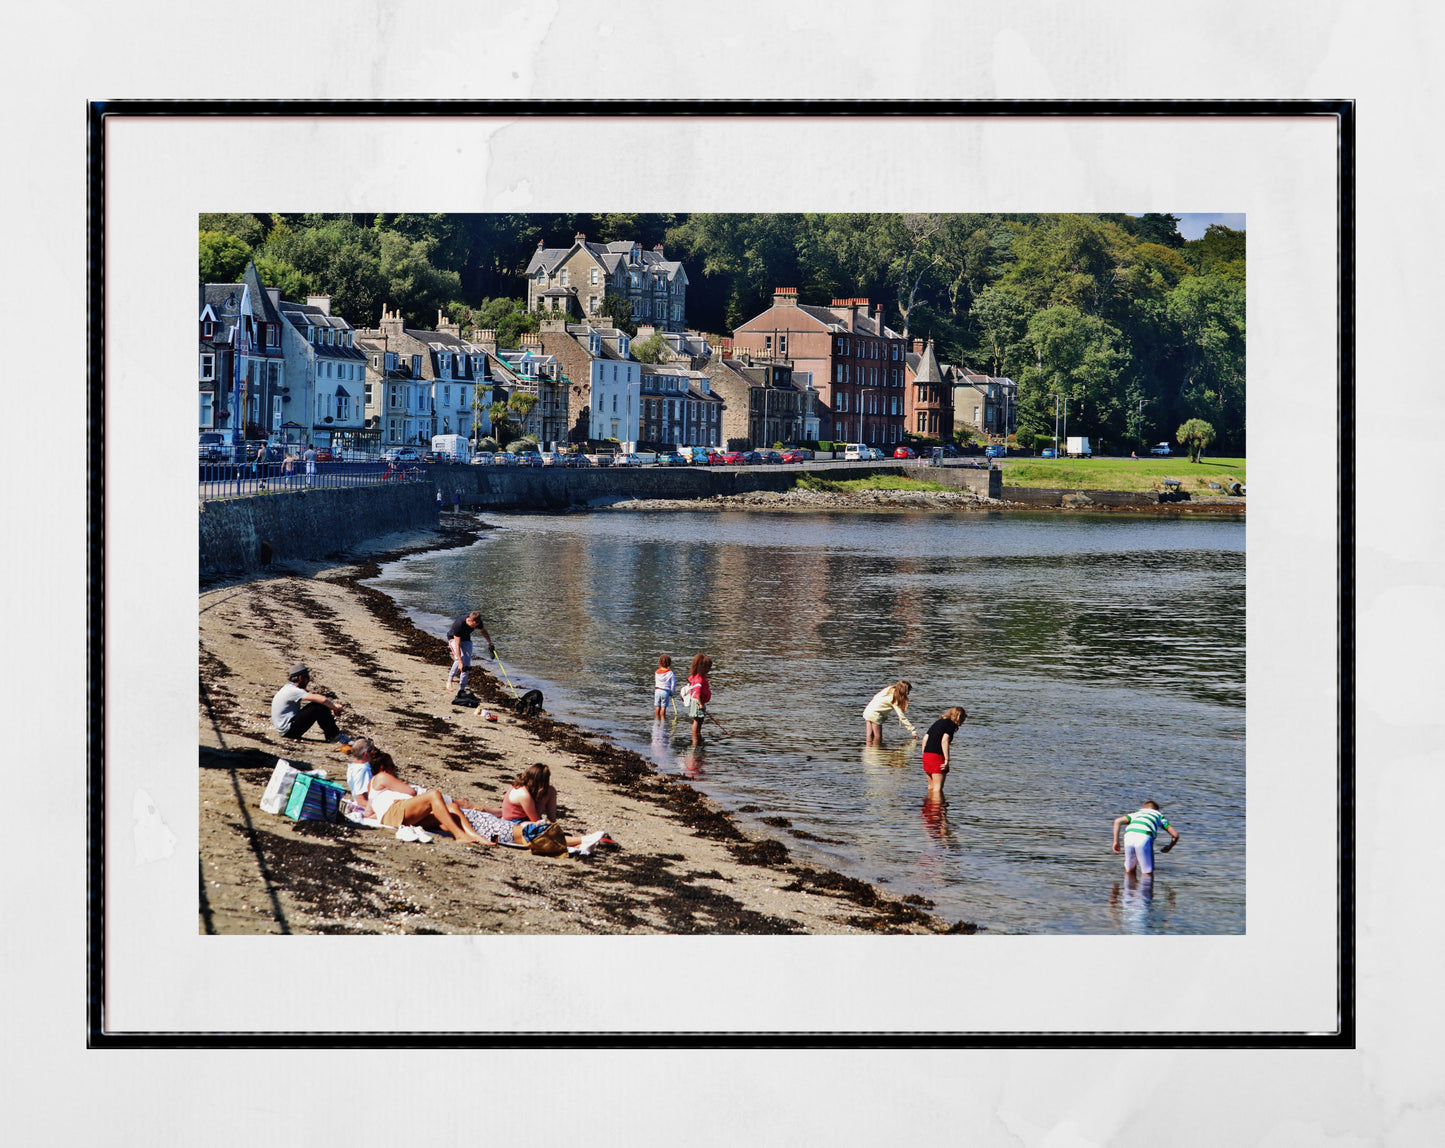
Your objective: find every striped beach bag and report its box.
[284,774,347,822]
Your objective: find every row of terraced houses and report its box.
[199,238,1015,454]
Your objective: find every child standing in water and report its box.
[685,653,713,745]
[921,706,966,799]
[653,654,676,720]
[863,680,918,744]
[1111,799,1181,876]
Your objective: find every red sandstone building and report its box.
[903,338,956,443]
[731,288,907,445]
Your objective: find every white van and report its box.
[842,443,868,460]
[430,434,471,463]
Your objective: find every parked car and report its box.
[383,447,421,462]
[780,450,806,464]
[315,448,337,462]
[199,432,226,461]
[1150,442,1172,456]
[939,444,962,458]
[572,453,593,467]
[469,451,495,466]
[1040,448,1057,458]
[866,447,885,460]
[985,444,1007,458]
[655,451,686,467]
[592,454,613,468]
[613,453,640,467]
[722,451,747,465]
[515,451,543,467]
[893,446,917,459]
[759,450,783,464]
[705,450,726,465]
[492,452,517,466]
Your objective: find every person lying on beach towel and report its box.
[357,744,490,846]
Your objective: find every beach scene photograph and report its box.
[196,209,1247,938]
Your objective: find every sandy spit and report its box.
[199,517,974,936]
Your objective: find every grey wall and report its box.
[200,483,438,574]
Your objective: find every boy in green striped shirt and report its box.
[1111,800,1181,876]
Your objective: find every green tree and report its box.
[970,286,1033,377]
[199,231,253,283]
[631,331,671,363]
[1176,418,1216,462]
[508,392,538,418]
[599,292,636,335]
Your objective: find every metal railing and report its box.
[199,459,426,501]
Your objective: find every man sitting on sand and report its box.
[270,663,350,744]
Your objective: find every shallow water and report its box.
[370,509,1245,934]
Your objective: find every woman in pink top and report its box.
[686,653,713,746]
[501,763,559,823]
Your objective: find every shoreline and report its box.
[589,487,1245,515]
[199,518,971,935]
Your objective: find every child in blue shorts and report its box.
[1111,799,1181,875]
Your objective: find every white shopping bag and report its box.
[259,759,301,815]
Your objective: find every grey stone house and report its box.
[525,234,688,332]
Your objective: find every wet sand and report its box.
[198,517,973,935]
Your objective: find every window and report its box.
[560,269,568,286]
[778,335,787,356]
[835,364,844,383]
[273,396,283,430]
[590,267,599,285]
[199,353,215,380]
[267,325,279,348]
[199,392,214,427]
[202,319,214,338]
[612,394,618,413]
[338,395,351,421]
[764,335,772,352]
[444,385,451,405]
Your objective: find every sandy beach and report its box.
[198,516,971,935]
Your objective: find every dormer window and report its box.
[307,326,315,343]
[202,320,214,339]
[618,335,630,358]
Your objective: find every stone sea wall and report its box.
[199,483,438,574]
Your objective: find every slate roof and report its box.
[913,340,945,384]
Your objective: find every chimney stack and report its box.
[913,337,924,355]
[773,287,799,308]
[306,294,332,316]
[574,232,586,244]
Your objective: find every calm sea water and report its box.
[369,509,1246,934]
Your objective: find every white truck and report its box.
[430,434,471,463]
[1064,436,1092,458]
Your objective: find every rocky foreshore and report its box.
[599,487,1002,512]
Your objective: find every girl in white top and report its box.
[653,654,676,720]
[863,680,918,744]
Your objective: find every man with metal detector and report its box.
[446,610,495,706]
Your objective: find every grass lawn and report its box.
[1002,456,1246,494]
[795,473,952,493]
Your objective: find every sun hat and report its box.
[288,663,309,679]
